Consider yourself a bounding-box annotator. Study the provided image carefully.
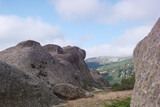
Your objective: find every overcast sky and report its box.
[0,0,160,58]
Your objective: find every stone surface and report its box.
[131,18,160,107]
[90,69,110,88]
[0,41,88,88]
[43,44,102,89]
[53,83,93,100]
[0,40,110,106]
[0,61,61,107]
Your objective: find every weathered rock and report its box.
[43,44,102,89]
[43,44,64,55]
[0,61,61,107]
[53,83,93,100]
[131,18,160,107]
[90,69,110,88]
[0,40,84,88]
[0,40,108,106]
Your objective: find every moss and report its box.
[150,70,157,80]
[143,63,147,69]
[143,81,148,89]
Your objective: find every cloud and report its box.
[85,25,152,58]
[102,0,160,23]
[85,45,133,58]
[52,0,107,21]
[114,26,152,46]
[0,15,73,50]
[52,0,160,23]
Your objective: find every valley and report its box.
[86,56,134,84]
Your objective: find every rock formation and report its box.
[90,69,110,88]
[0,61,61,107]
[0,40,110,106]
[43,44,101,89]
[53,83,93,100]
[131,18,160,107]
[0,41,93,89]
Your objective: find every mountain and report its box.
[85,56,134,84]
[85,56,132,68]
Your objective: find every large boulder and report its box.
[90,69,110,88]
[0,61,61,107]
[0,40,86,88]
[131,18,160,107]
[43,44,102,89]
[0,40,108,106]
[53,83,93,100]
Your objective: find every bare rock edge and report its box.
[131,18,160,107]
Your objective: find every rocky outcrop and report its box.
[53,83,93,100]
[90,69,110,88]
[43,44,101,89]
[0,40,94,89]
[0,40,110,106]
[131,18,160,107]
[0,61,61,107]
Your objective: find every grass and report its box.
[104,97,131,107]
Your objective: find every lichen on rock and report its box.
[131,18,160,107]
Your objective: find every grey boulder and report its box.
[0,61,61,107]
[53,83,93,100]
[90,69,110,88]
[131,18,160,107]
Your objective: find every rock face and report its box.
[131,18,160,107]
[53,83,93,100]
[90,69,110,88]
[0,40,110,106]
[0,40,96,89]
[0,61,61,107]
[43,44,101,89]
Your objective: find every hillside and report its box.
[86,57,134,84]
[86,56,132,68]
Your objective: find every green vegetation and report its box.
[86,62,101,68]
[112,74,135,91]
[100,58,134,84]
[86,57,134,84]
[104,97,131,107]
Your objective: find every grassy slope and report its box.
[86,58,134,84]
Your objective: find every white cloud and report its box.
[85,45,133,58]
[103,0,160,23]
[0,15,73,50]
[85,25,152,58]
[52,0,107,21]
[114,26,152,46]
[52,0,160,23]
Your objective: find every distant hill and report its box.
[85,56,132,68]
[85,56,134,84]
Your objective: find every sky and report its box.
[0,0,160,58]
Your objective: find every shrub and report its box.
[104,97,131,107]
[112,74,135,91]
